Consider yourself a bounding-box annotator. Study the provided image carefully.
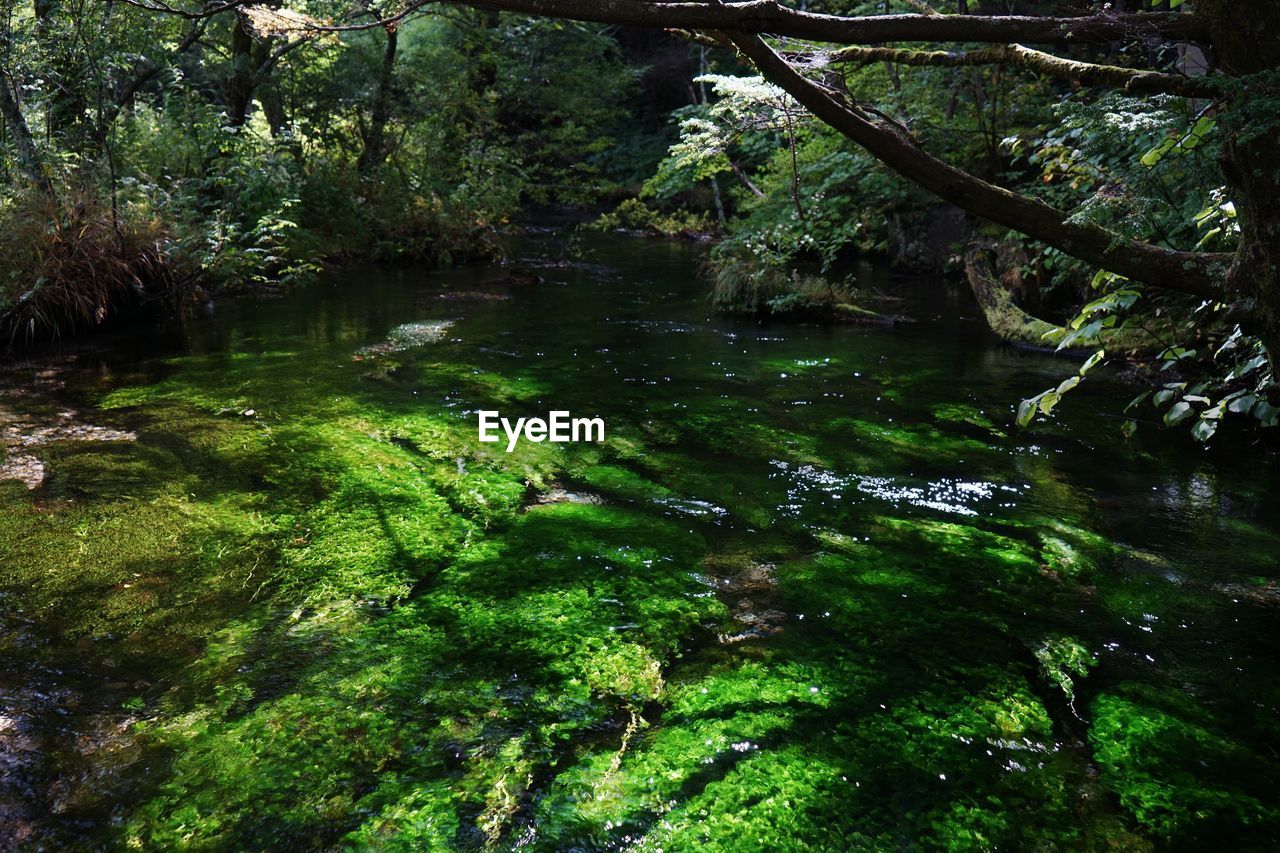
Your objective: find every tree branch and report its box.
[0,68,56,199]
[438,1,1208,46]
[805,44,1219,99]
[249,34,314,88]
[111,0,253,19]
[132,0,1207,44]
[99,17,208,137]
[965,245,1161,353]
[725,30,1229,299]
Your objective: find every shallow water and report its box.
[1,233,1278,849]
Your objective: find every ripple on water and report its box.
[769,460,1022,518]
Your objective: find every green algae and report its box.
[1033,636,1097,704]
[831,418,995,466]
[1090,686,1280,843]
[931,402,1008,439]
[2,237,1279,850]
[121,498,723,848]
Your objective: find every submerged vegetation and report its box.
[3,236,1279,849]
[2,0,1280,849]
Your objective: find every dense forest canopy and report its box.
[1,0,1277,440]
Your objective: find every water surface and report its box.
[2,233,1278,849]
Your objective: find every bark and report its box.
[1195,0,1280,375]
[357,24,398,177]
[227,10,305,129]
[0,68,55,198]
[818,44,1219,98]
[966,245,1063,347]
[258,75,290,138]
[731,161,765,199]
[226,15,258,126]
[442,1,1206,46]
[727,31,1230,300]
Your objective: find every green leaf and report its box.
[1159,346,1196,362]
[1228,393,1258,414]
[1038,391,1062,416]
[1140,143,1168,167]
[1018,397,1039,427]
[1016,397,1039,428]
[1057,320,1103,351]
[1056,376,1081,396]
[1126,391,1151,413]
[1080,350,1106,375]
[1229,355,1268,380]
[1253,400,1280,428]
[1181,116,1216,151]
[1121,419,1138,439]
[1191,418,1218,442]
[1164,401,1194,426]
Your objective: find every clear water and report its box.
[1,233,1278,849]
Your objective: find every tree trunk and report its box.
[227,17,257,127]
[0,68,55,199]
[259,75,290,139]
[357,25,398,178]
[965,247,1061,348]
[1196,0,1280,375]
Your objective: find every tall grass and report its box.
[707,250,852,316]
[0,191,178,343]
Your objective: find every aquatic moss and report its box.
[6,241,1279,850]
[829,417,996,466]
[1090,687,1280,842]
[1033,636,1096,704]
[119,494,723,847]
[931,402,1008,439]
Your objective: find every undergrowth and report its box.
[0,190,180,342]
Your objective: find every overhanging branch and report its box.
[137,0,1208,43]
[441,1,1207,46]
[112,0,253,19]
[809,44,1219,99]
[725,30,1229,299]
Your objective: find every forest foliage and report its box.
[0,3,653,335]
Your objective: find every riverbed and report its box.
[2,233,1278,848]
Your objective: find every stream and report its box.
[2,233,1278,849]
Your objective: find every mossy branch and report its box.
[726,31,1230,301]
[813,44,1219,99]
[965,245,1160,354]
[186,1,1200,42]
